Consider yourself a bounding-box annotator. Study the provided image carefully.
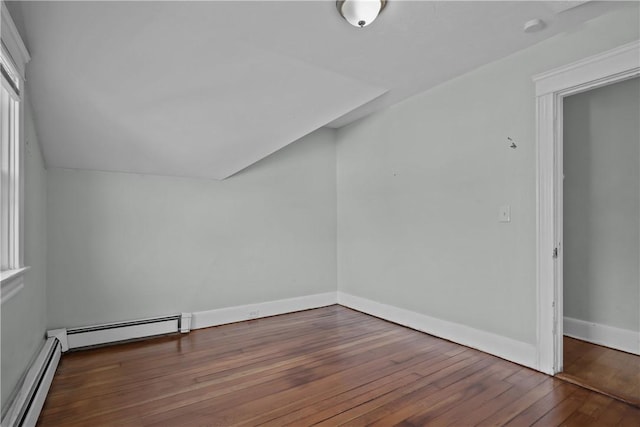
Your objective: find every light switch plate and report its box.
[499,205,511,223]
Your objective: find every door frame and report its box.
[533,40,640,375]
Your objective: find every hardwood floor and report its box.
[38,306,640,426]
[558,336,640,407]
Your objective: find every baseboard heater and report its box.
[48,313,192,351]
[1,314,192,427]
[1,338,61,427]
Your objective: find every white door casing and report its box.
[533,40,640,375]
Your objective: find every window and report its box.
[0,43,27,304]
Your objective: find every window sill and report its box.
[1,266,30,305]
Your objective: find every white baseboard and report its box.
[1,337,61,427]
[337,291,538,371]
[51,313,192,351]
[564,316,640,355]
[191,292,338,329]
[2,291,544,427]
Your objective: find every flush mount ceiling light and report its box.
[337,0,387,28]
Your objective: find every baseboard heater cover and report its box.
[1,338,61,427]
[49,313,192,351]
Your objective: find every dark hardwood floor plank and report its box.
[138,333,442,426]
[503,382,580,427]
[558,390,621,427]
[44,325,406,423]
[220,341,460,426]
[377,360,522,426]
[315,356,505,426]
[560,336,640,406]
[37,306,640,426]
[252,345,467,426]
[446,367,552,426]
[530,387,591,426]
[277,350,483,426]
[45,324,385,414]
[474,377,561,426]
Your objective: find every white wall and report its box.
[564,77,639,332]
[5,8,639,406]
[46,129,336,329]
[336,7,640,346]
[1,97,48,410]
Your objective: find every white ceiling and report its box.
[8,1,635,179]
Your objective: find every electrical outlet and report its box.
[248,310,260,319]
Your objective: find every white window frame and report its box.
[1,1,31,305]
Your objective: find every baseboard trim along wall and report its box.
[190,292,338,329]
[337,291,538,371]
[564,316,640,355]
[1,338,61,427]
[5,290,547,425]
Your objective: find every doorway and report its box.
[557,77,640,406]
[533,40,639,385]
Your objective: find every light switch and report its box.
[499,205,511,223]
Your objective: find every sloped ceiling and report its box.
[8,1,634,179]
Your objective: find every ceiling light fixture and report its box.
[336,0,387,28]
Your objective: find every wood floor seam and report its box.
[37,306,640,426]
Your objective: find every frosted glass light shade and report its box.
[337,0,386,28]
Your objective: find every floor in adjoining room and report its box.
[558,336,640,408]
[38,306,640,426]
